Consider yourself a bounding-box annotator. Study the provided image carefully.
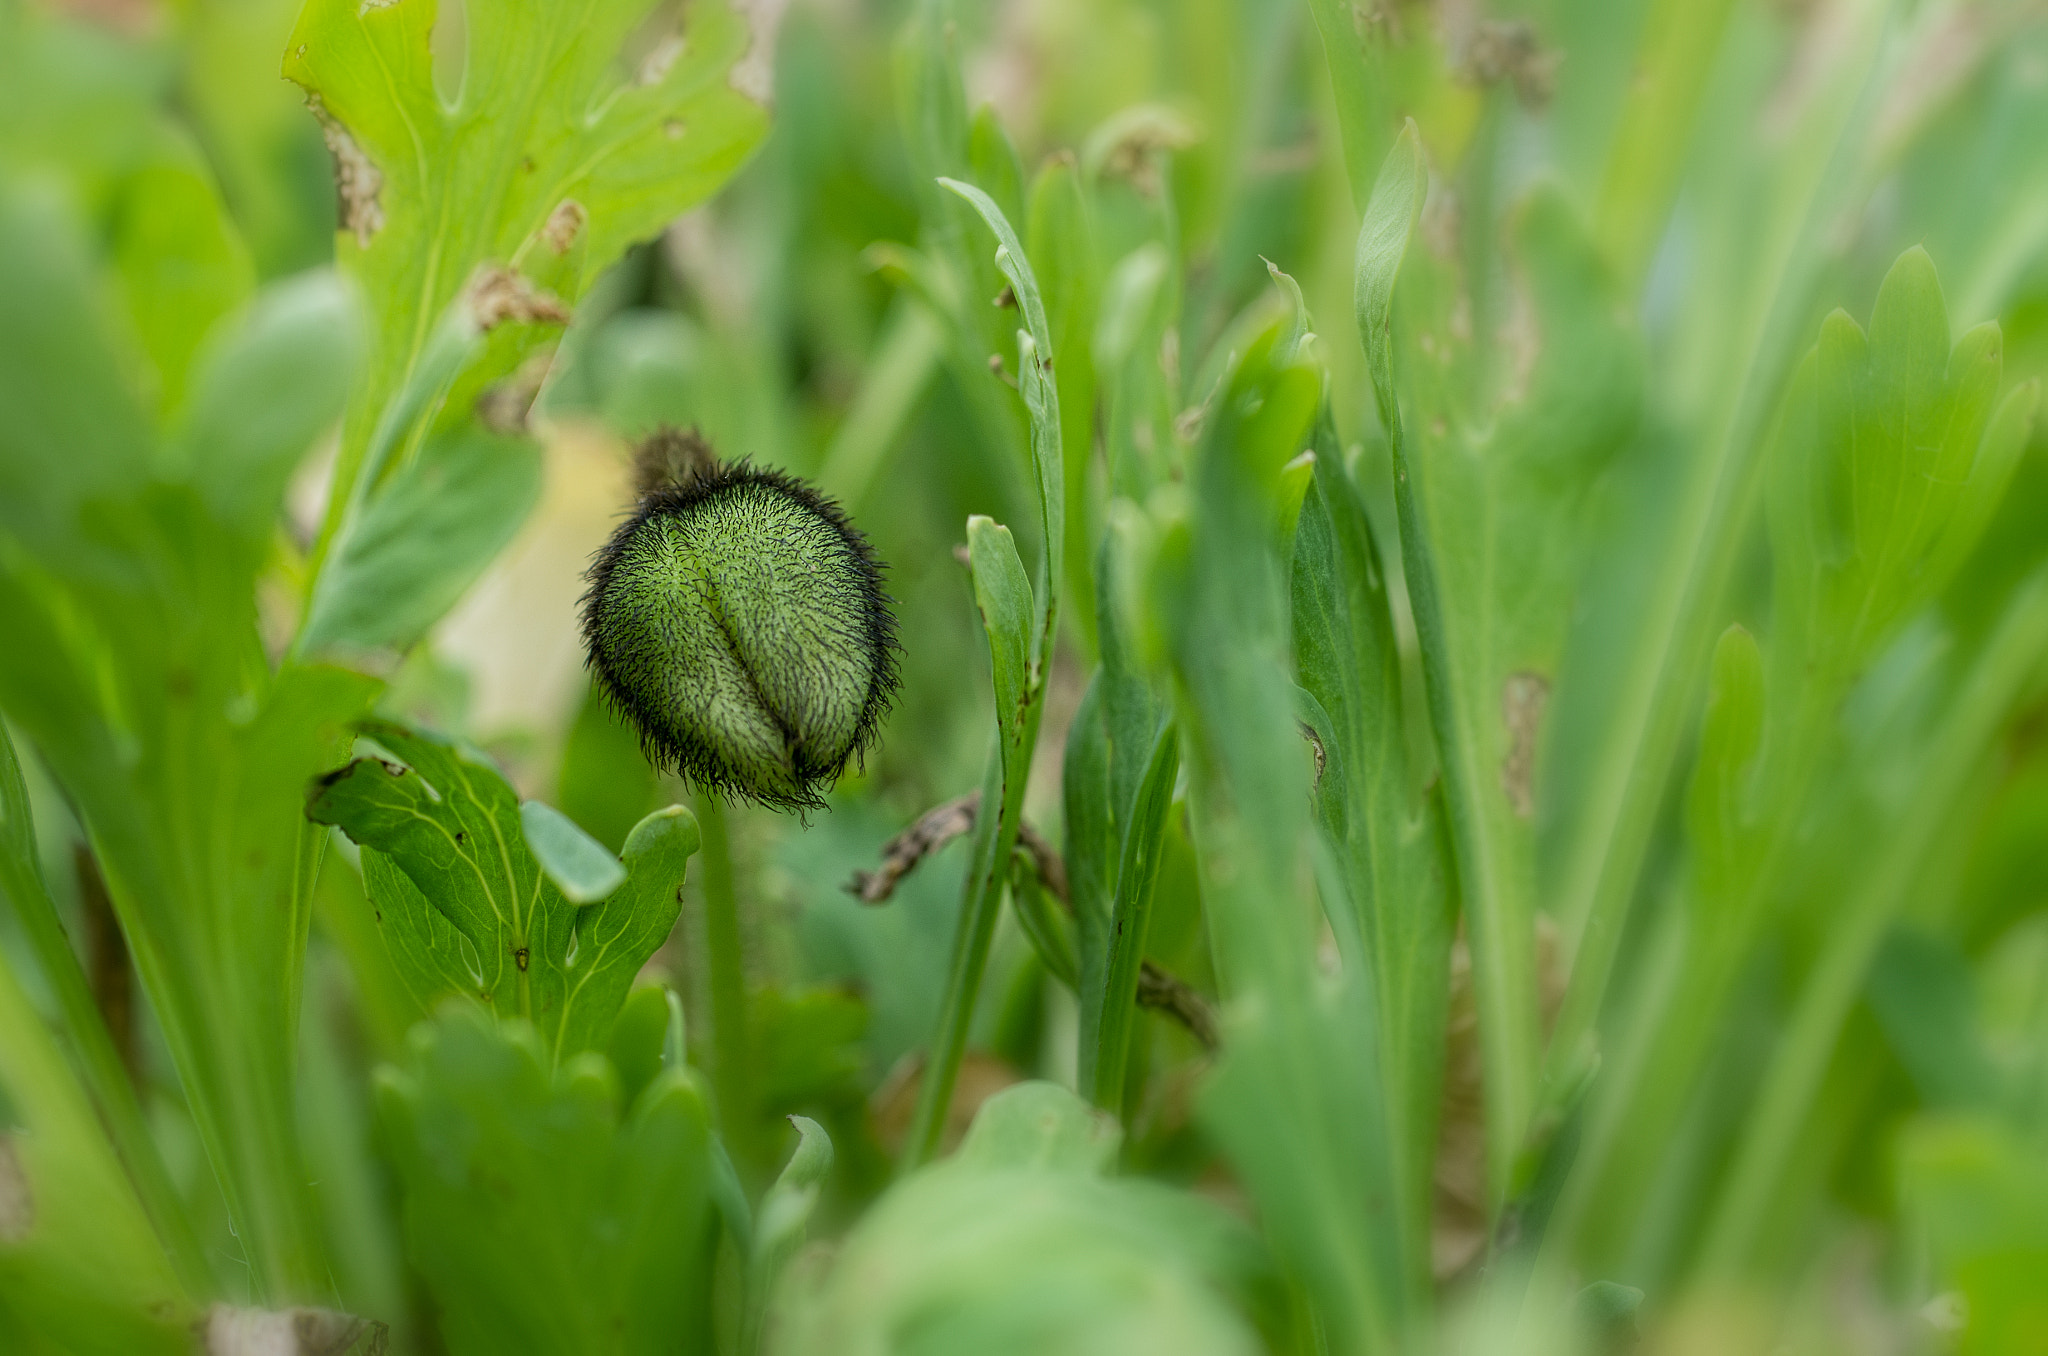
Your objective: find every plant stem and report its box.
[1085,723,1179,1112]
[695,791,753,1166]
[900,742,1016,1170]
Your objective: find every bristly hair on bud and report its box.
[581,427,901,812]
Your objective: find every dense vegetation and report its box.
[3,0,2048,1352]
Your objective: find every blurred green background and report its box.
[6,0,2048,1352]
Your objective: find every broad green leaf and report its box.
[521,799,627,904]
[283,0,773,521]
[298,423,542,656]
[1303,0,1389,212]
[772,1126,1271,1356]
[966,107,1027,231]
[168,270,362,558]
[956,1081,1121,1175]
[110,156,255,414]
[309,723,695,1056]
[1868,927,2003,1113]
[0,184,153,576]
[309,721,568,1028]
[377,1010,716,1356]
[359,846,491,1027]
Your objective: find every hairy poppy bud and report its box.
[582,429,898,811]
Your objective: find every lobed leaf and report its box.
[308,721,696,1055]
[377,1009,717,1356]
[284,0,772,516]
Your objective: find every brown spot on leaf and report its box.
[0,1135,34,1243]
[465,266,571,331]
[1499,671,1549,819]
[1300,721,1327,787]
[476,353,553,435]
[1457,20,1557,108]
[305,95,384,249]
[542,199,587,255]
[637,34,685,87]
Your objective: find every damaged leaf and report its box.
[284,0,773,524]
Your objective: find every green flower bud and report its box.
[582,430,898,811]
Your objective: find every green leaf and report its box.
[0,725,208,1297]
[283,0,773,523]
[1086,719,1178,1112]
[968,516,1034,736]
[309,721,564,1025]
[607,983,675,1113]
[1685,624,1765,915]
[0,944,193,1356]
[956,1081,1121,1175]
[744,1116,834,1355]
[298,423,542,656]
[1353,121,1425,438]
[1289,433,1453,1304]
[110,155,255,414]
[903,517,1045,1168]
[1898,1117,2048,1355]
[1027,155,1101,653]
[1165,327,1404,1352]
[168,270,362,557]
[309,722,696,1055]
[1769,248,2033,690]
[939,176,1065,624]
[774,1129,1271,1356]
[1370,177,1643,1208]
[377,1009,716,1356]
[558,806,700,1057]
[0,184,154,575]
[1005,849,1078,989]
[521,799,627,904]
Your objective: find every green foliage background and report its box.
[4,0,2048,1353]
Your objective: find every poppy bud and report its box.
[582,429,898,811]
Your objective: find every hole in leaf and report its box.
[617,0,686,87]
